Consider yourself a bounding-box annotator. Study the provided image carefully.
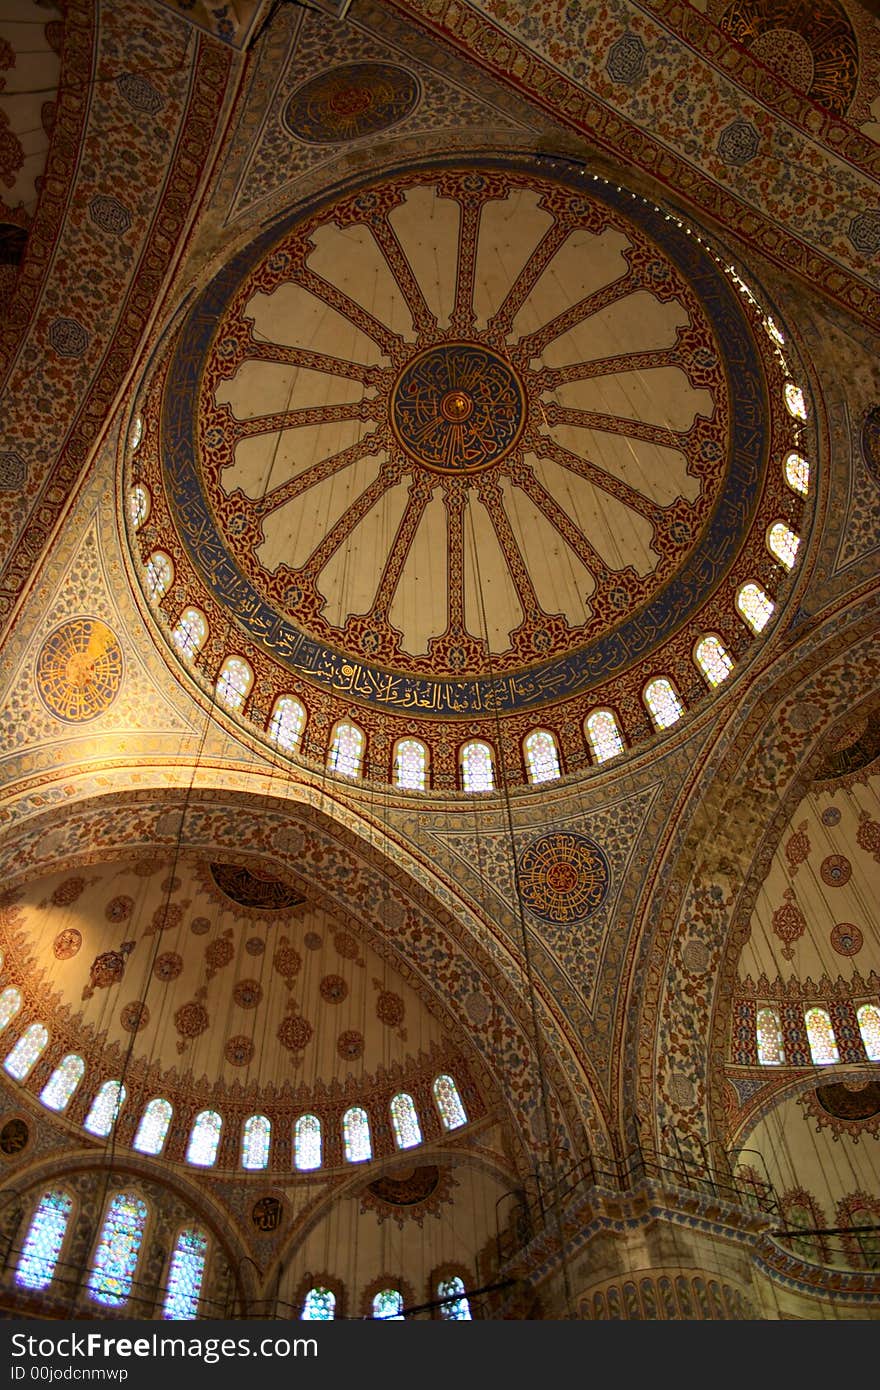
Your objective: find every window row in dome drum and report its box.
[15,1186,209,1318]
[300,1275,472,1321]
[756,1003,880,1066]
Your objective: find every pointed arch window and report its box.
[269,696,305,754]
[756,1007,785,1066]
[433,1074,467,1131]
[40,1054,85,1112]
[133,1098,173,1156]
[329,720,364,778]
[16,1190,73,1291]
[162,1228,208,1320]
[129,484,150,530]
[87,1192,148,1307]
[394,738,427,791]
[129,415,143,451]
[784,451,810,497]
[783,382,807,420]
[302,1286,336,1320]
[767,522,800,571]
[694,635,734,689]
[805,1007,840,1065]
[4,1023,48,1080]
[390,1093,422,1150]
[294,1114,322,1171]
[0,986,22,1032]
[186,1110,222,1167]
[172,607,207,661]
[84,1080,126,1137]
[372,1289,404,1320]
[644,677,684,731]
[585,709,625,764]
[857,1003,880,1062]
[342,1106,371,1163]
[216,656,252,713]
[736,582,775,634]
[438,1275,472,1320]
[146,551,173,600]
[524,729,561,785]
[242,1114,271,1170]
[461,740,494,793]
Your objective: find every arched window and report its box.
[294,1114,322,1171]
[146,550,173,600]
[4,1023,48,1080]
[16,1190,73,1291]
[783,382,807,420]
[302,1286,336,1320]
[84,1080,126,1137]
[694,635,734,689]
[329,720,364,778]
[372,1289,404,1320]
[0,986,22,1032]
[129,484,150,530]
[129,415,143,451]
[342,1106,371,1163]
[187,1110,222,1167]
[394,738,427,791]
[87,1192,148,1307]
[857,1003,880,1062]
[162,1228,208,1320]
[805,1007,840,1065]
[643,677,684,731]
[438,1275,472,1320]
[763,315,785,347]
[133,1098,173,1156]
[756,1007,785,1066]
[216,656,252,713]
[40,1054,85,1112]
[172,607,207,661]
[461,740,494,792]
[585,709,625,764]
[268,696,305,753]
[784,451,810,496]
[433,1074,467,1130]
[389,1093,422,1150]
[524,729,561,784]
[736,582,775,634]
[242,1114,271,1170]
[767,521,800,572]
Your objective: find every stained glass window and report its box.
[767,522,800,571]
[756,1007,785,1066]
[784,382,807,420]
[294,1114,322,1171]
[784,451,810,496]
[84,1080,126,1137]
[162,1228,208,1320]
[302,1286,335,1320]
[16,1190,73,1291]
[0,986,22,1032]
[87,1192,148,1307]
[216,657,252,713]
[737,583,775,634]
[644,677,684,731]
[857,1003,880,1062]
[389,1093,422,1150]
[524,729,561,784]
[242,1114,271,1170]
[394,738,427,791]
[804,1007,840,1065]
[763,315,785,347]
[186,1110,222,1167]
[461,740,494,792]
[342,1106,371,1163]
[694,635,734,689]
[329,721,364,778]
[433,1074,467,1130]
[146,551,173,600]
[585,709,625,764]
[172,607,207,661]
[133,1098,173,1156]
[40,1053,85,1111]
[372,1289,404,1320]
[129,484,150,530]
[129,415,143,451]
[4,1023,48,1081]
[269,696,305,754]
[438,1275,472,1320]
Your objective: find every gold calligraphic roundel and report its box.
[36,618,123,722]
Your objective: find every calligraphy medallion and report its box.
[391,343,525,473]
[517,832,610,923]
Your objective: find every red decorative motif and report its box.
[190,916,211,935]
[225,1036,255,1067]
[153,952,183,982]
[146,901,187,934]
[334,932,361,961]
[205,932,234,978]
[337,1030,364,1060]
[319,975,348,1003]
[245,937,264,956]
[105,895,133,923]
[304,932,322,950]
[272,938,301,987]
[771,900,805,961]
[81,942,135,999]
[233,979,262,1009]
[120,1001,150,1033]
[830,923,863,957]
[51,877,85,906]
[820,854,852,887]
[174,1000,210,1050]
[376,990,405,1028]
[52,928,81,960]
[277,1014,312,1051]
[784,821,810,874]
[856,812,880,862]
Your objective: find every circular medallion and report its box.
[106,895,133,923]
[0,1116,30,1158]
[516,832,610,923]
[233,979,263,1009]
[52,877,85,907]
[376,990,405,1027]
[154,952,183,982]
[225,1035,255,1067]
[120,1001,150,1033]
[53,927,82,960]
[251,1194,284,1233]
[282,62,419,144]
[36,618,123,722]
[390,343,525,473]
[821,854,851,887]
[337,1029,364,1060]
[278,1014,312,1051]
[319,974,348,1003]
[830,922,863,957]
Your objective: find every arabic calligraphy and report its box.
[391,343,525,472]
